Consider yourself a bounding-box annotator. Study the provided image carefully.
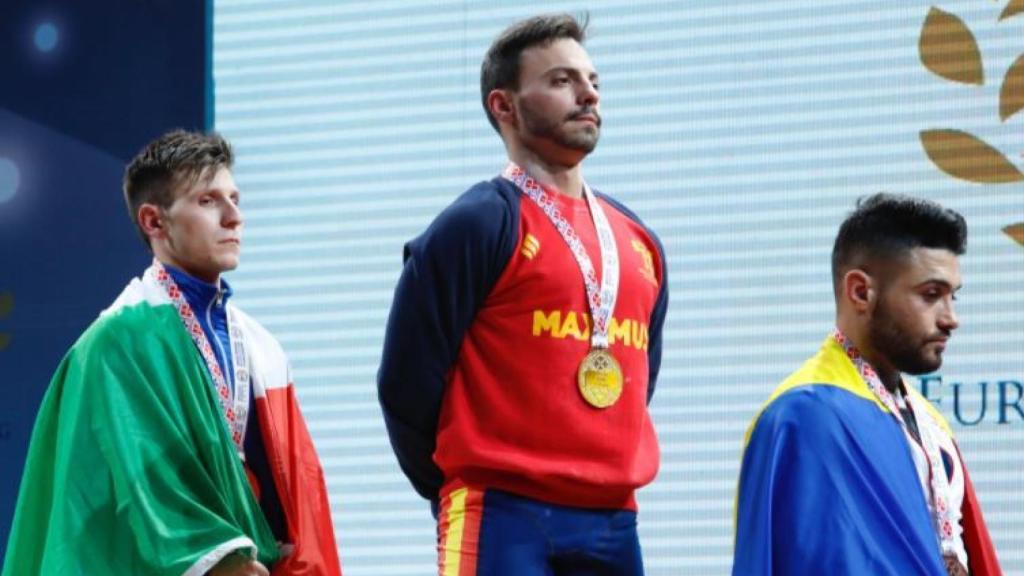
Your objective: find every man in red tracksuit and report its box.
[378,13,668,575]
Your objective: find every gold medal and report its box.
[577,348,624,408]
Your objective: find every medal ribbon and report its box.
[149,260,251,456]
[832,329,956,553]
[502,163,619,348]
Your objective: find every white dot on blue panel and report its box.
[0,158,21,203]
[34,22,59,53]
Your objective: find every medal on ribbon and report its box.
[503,163,623,408]
[577,348,624,408]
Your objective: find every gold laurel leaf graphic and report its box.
[0,334,9,351]
[1004,223,1024,246]
[1000,55,1024,121]
[920,129,1024,183]
[1000,0,1024,21]
[919,7,985,85]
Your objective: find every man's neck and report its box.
[856,343,903,393]
[161,261,228,306]
[836,318,902,393]
[872,363,903,394]
[156,256,221,287]
[508,149,585,199]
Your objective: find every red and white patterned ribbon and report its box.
[832,328,956,553]
[503,163,620,348]
[149,260,251,457]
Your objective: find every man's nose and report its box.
[938,298,959,332]
[578,80,599,108]
[223,200,243,228]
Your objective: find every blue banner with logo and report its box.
[0,0,210,561]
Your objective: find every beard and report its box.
[519,102,601,153]
[868,295,945,376]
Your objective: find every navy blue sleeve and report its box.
[377,179,519,502]
[596,192,669,403]
[645,231,669,403]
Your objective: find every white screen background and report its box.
[213,1,1024,574]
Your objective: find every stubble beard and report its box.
[520,103,600,154]
[868,295,943,376]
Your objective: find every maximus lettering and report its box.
[531,310,649,351]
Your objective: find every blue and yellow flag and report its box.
[732,337,1000,575]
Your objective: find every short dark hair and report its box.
[480,13,589,133]
[831,192,967,294]
[123,129,234,247]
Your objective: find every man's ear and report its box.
[843,268,876,313]
[137,204,165,242]
[487,89,516,128]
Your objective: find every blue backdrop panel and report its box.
[0,0,209,561]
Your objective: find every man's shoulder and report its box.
[407,177,519,255]
[754,373,905,453]
[438,178,519,226]
[99,274,168,316]
[458,177,520,203]
[78,291,177,352]
[743,383,886,463]
[228,305,293,391]
[593,189,664,249]
[46,298,186,407]
[747,342,888,444]
[230,306,283,350]
[593,189,638,219]
[758,383,841,427]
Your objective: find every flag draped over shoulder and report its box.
[732,337,1001,576]
[3,273,340,575]
[235,301,342,576]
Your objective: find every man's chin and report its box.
[574,130,600,151]
[556,126,599,152]
[565,137,598,154]
[217,257,240,273]
[900,355,943,376]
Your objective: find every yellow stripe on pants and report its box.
[443,487,469,576]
